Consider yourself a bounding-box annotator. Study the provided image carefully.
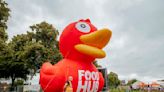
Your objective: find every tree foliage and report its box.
[0,0,10,41]
[0,0,10,71]
[0,27,8,41]
[0,35,30,87]
[127,79,137,85]
[0,0,10,28]
[30,22,59,48]
[108,72,120,88]
[8,22,62,77]
[28,22,62,63]
[0,0,11,80]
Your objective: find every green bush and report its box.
[14,79,24,86]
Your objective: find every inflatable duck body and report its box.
[40,19,112,92]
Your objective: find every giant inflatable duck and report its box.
[40,19,112,92]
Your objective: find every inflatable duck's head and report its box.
[59,19,112,62]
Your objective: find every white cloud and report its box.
[119,73,162,83]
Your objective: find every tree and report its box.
[9,22,62,75]
[0,0,10,41]
[0,40,29,88]
[8,34,39,81]
[0,34,30,88]
[108,72,120,88]
[0,0,11,81]
[1,33,31,88]
[7,22,62,81]
[127,79,137,85]
[0,0,28,89]
[0,0,10,63]
[0,0,10,64]
[0,0,10,29]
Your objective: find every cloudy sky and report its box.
[6,0,164,83]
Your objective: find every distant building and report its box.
[157,80,164,87]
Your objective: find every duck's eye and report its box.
[75,22,90,33]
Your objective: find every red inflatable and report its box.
[40,19,112,92]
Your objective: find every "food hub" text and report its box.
[76,70,99,92]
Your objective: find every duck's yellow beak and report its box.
[75,28,112,58]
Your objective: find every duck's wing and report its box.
[41,62,56,75]
[40,62,66,92]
